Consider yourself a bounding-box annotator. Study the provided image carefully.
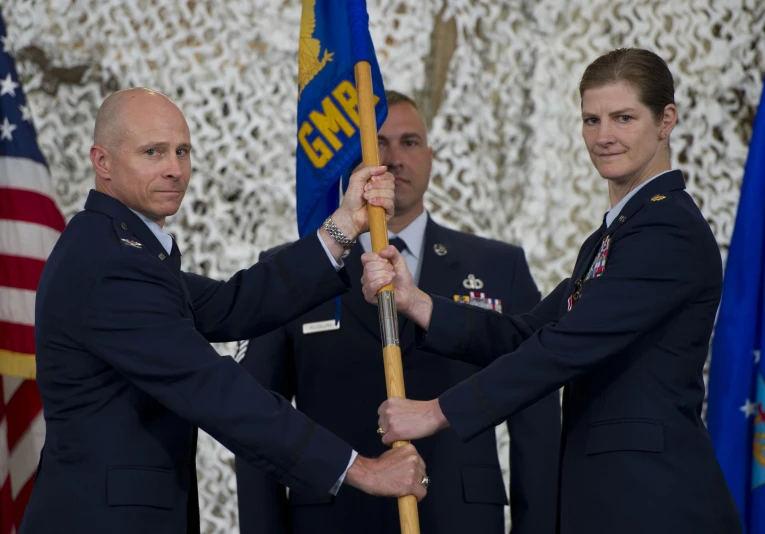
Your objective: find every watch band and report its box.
[323,217,356,250]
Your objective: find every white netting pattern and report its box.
[4,0,764,531]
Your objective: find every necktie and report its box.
[388,237,407,254]
[167,239,182,276]
[171,238,181,258]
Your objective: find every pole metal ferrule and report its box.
[378,290,400,347]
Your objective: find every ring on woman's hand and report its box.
[376,427,386,436]
[420,475,430,488]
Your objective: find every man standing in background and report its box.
[235,90,560,533]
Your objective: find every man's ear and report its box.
[90,144,111,178]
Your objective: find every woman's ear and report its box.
[660,103,678,140]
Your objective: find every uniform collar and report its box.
[83,189,173,260]
[605,169,673,228]
[128,208,173,255]
[358,209,428,258]
[603,169,686,235]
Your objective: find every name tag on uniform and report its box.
[302,320,340,335]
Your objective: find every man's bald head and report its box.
[90,87,192,226]
[93,88,180,152]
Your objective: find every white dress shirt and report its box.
[358,209,428,286]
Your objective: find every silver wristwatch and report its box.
[323,217,356,250]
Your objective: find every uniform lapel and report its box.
[567,170,687,303]
[409,219,461,353]
[569,222,606,284]
[417,218,460,295]
[574,170,687,282]
[602,169,686,240]
[84,190,181,279]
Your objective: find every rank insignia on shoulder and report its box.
[650,194,666,202]
[120,238,143,249]
[454,291,502,313]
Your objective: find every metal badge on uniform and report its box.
[463,274,483,290]
[120,238,143,249]
[454,291,502,313]
[433,244,448,256]
[302,319,340,335]
[650,194,666,202]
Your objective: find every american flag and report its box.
[0,12,64,533]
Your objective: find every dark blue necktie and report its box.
[388,237,407,254]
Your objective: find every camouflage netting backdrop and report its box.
[4,0,764,531]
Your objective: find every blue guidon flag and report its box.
[295,0,387,238]
[707,77,765,532]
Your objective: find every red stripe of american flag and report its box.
[0,188,65,232]
[0,255,46,292]
[0,11,64,531]
[0,322,35,356]
[5,381,42,453]
[0,378,13,534]
[0,188,54,534]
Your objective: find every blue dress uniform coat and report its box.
[21,190,354,534]
[235,217,561,534]
[420,171,741,534]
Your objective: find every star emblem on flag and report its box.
[0,116,16,140]
[0,72,19,97]
[742,398,759,418]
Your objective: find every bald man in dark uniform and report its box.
[22,88,427,534]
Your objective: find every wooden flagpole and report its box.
[354,61,421,534]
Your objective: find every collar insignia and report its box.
[121,238,143,249]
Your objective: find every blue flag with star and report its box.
[707,79,765,532]
[295,0,387,238]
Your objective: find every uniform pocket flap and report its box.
[288,490,333,506]
[107,466,175,509]
[461,465,508,505]
[586,418,664,455]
